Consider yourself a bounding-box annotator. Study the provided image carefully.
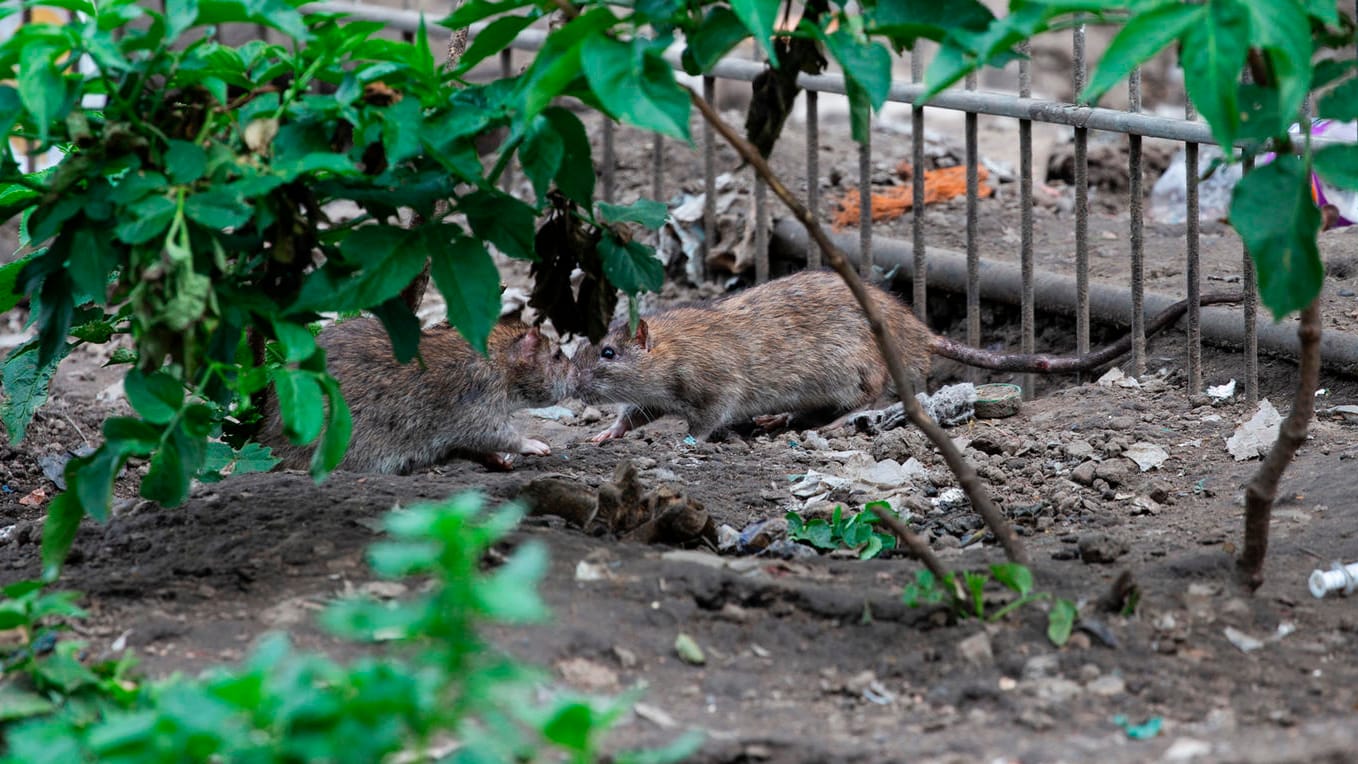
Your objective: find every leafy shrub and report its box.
[0,492,700,762]
[901,562,1077,646]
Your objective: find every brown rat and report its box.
[261,318,569,473]
[570,269,1240,441]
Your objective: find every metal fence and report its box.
[308,1,1354,402]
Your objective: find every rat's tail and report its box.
[929,291,1244,373]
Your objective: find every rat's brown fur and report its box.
[571,270,1240,441]
[261,318,569,474]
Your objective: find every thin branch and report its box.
[685,88,1028,566]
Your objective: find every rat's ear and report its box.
[508,325,544,359]
[633,319,649,349]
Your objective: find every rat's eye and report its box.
[601,346,616,360]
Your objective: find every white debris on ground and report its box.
[1225,400,1283,461]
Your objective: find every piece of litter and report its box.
[1113,714,1163,740]
[1225,400,1282,461]
[1223,626,1264,653]
[1206,379,1237,401]
[524,405,575,422]
[916,383,977,426]
[18,488,48,507]
[633,703,678,728]
[682,435,698,446]
[574,561,608,582]
[1123,442,1169,472]
[1097,368,1142,388]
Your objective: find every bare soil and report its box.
[5,91,1358,764]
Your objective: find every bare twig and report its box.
[869,504,957,592]
[685,89,1027,566]
[1238,298,1320,589]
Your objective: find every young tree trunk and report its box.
[1238,298,1321,589]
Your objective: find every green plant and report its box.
[0,493,701,763]
[786,501,898,559]
[900,562,1077,646]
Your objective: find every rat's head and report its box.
[569,319,652,404]
[490,322,571,407]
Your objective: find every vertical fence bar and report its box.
[499,49,516,194]
[602,119,616,203]
[1018,42,1035,400]
[859,128,872,278]
[911,50,927,321]
[1242,154,1258,403]
[1185,99,1202,394]
[965,72,980,366]
[652,133,664,203]
[1129,67,1146,377]
[1073,19,1090,358]
[702,76,717,282]
[806,90,821,270]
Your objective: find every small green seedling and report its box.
[786,501,899,559]
[900,562,1077,646]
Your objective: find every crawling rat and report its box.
[260,318,569,473]
[570,269,1239,441]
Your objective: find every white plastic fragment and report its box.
[1225,399,1282,461]
[1096,368,1141,388]
[1309,560,1358,599]
[1123,442,1169,472]
[1206,379,1237,401]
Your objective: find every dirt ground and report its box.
[6,63,1358,764]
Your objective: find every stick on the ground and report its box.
[1238,298,1320,589]
[685,89,1028,566]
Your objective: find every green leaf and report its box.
[18,47,66,146]
[0,179,40,226]
[103,416,161,454]
[844,77,872,145]
[823,31,892,111]
[454,13,536,74]
[858,534,884,560]
[273,368,325,444]
[41,491,83,581]
[728,0,780,64]
[311,375,352,479]
[271,319,317,363]
[804,519,834,549]
[0,254,31,314]
[71,446,126,522]
[1319,76,1358,122]
[292,226,428,313]
[1241,0,1313,137]
[1230,156,1323,319]
[114,195,177,245]
[370,297,422,365]
[67,228,117,301]
[231,442,281,475]
[430,232,501,355]
[989,562,1033,596]
[598,233,664,294]
[1303,0,1339,23]
[1315,143,1358,189]
[543,106,595,206]
[184,186,252,228]
[520,112,565,205]
[141,421,203,506]
[0,85,24,147]
[1047,598,1077,646]
[381,97,423,165]
[123,368,184,425]
[682,6,749,74]
[1,340,68,446]
[165,0,200,41]
[474,542,549,622]
[0,685,56,722]
[164,139,208,184]
[581,37,691,141]
[440,0,535,28]
[1180,0,1250,148]
[871,0,994,47]
[542,702,594,751]
[1081,2,1204,104]
[460,189,537,260]
[597,199,668,230]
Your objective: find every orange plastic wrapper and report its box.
[833,164,994,230]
